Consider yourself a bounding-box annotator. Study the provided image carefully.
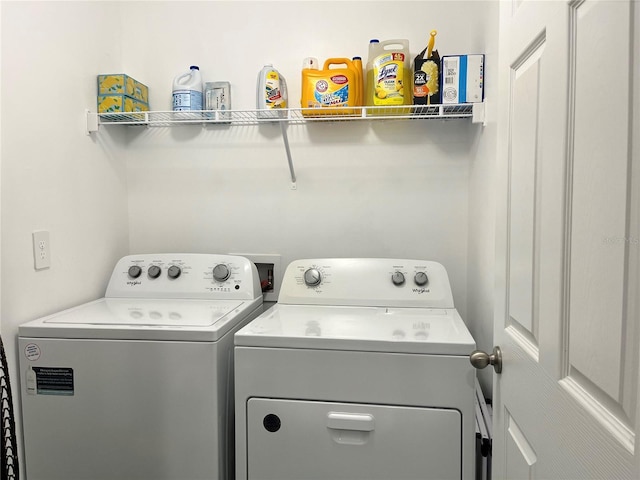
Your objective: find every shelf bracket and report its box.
[85,109,99,135]
[280,121,297,189]
[472,102,487,126]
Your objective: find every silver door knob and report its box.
[470,346,502,374]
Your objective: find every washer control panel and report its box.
[279,258,454,308]
[105,254,262,300]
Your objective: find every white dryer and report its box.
[19,253,262,480]
[235,258,476,480]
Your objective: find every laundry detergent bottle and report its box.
[300,57,360,116]
[365,39,411,111]
[172,65,203,111]
[352,56,364,106]
[257,64,288,119]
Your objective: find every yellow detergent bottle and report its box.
[300,57,360,117]
[352,56,364,107]
[365,39,412,114]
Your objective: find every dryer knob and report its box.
[148,265,162,279]
[304,268,322,287]
[213,264,231,282]
[391,271,405,286]
[168,265,181,279]
[128,265,142,279]
[414,271,429,286]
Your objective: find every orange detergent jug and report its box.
[301,57,361,117]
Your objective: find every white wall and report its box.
[121,1,498,394]
[118,0,498,327]
[467,8,499,394]
[1,3,131,475]
[1,0,498,475]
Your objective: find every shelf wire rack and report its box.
[95,104,476,127]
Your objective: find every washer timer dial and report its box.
[168,265,182,279]
[304,268,322,287]
[213,264,231,282]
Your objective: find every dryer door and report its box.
[246,398,461,480]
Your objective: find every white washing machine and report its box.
[19,253,263,480]
[234,258,476,480]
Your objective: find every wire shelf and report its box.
[85,102,485,188]
[95,104,477,128]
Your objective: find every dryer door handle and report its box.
[326,412,375,432]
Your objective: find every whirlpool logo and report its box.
[127,280,141,286]
[412,288,430,294]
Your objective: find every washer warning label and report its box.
[24,343,41,361]
[33,367,74,396]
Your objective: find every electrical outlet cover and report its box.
[32,231,51,270]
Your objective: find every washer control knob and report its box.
[128,265,142,279]
[148,265,161,279]
[168,265,182,279]
[213,264,230,282]
[414,271,429,286]
[304,268,322,287]
[391,271,405,286]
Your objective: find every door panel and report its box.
[566,0,635,415]
[508,35,545,352]
[505,410,537,480]
[494,0,639,478]
[246,398,461,480]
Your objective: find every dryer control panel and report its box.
[105,254,261,300]
[278,258,454,308]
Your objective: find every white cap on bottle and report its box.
[302,57,319,70]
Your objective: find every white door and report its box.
[492,0,640,478]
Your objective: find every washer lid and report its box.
[235,304,476,355]
[19,298,254,341]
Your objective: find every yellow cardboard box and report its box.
[97,94,149,114]
[97,74,149,104]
